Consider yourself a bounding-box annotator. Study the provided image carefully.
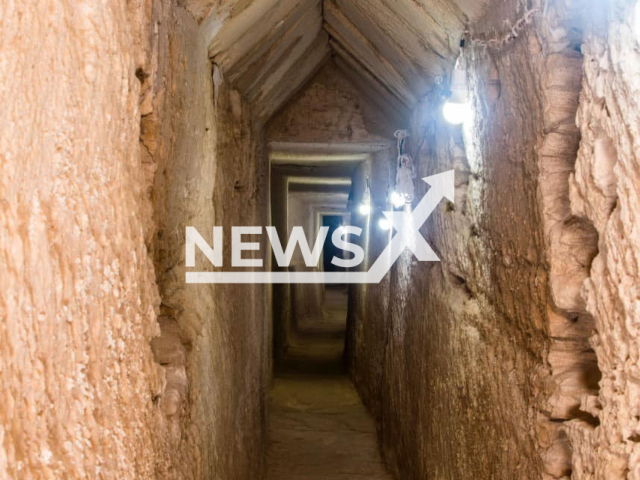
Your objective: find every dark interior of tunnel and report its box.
[322,215,345,273]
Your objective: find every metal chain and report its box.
[464,8,538,50]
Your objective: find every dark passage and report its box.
[323,215,344,273]
[266,286,392,480]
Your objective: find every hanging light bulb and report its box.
[390,191,407,208]
[378,217,391,231]
[358,203,372,215]
[392,130,415,209]
[358,177,372,215]
[443,101,471,125]
[443,44,471,125]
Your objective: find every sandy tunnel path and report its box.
[266,287,392,480]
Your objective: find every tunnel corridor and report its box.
[266,286,391,479]
[2,0,640,480]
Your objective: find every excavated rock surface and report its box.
[190,0,483,121]
[564,1,640,478]
[147,8,269,480]
[266,287,392,480]
[345,1,639,479]
[0,1,165,478]
[0,1,268,479]
[267,63,393,143]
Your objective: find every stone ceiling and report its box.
[197,0,488,121]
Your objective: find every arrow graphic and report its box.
[365,170,455,283]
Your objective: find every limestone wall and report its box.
[565,1,640,477]
[3,0,638,479]
[0,1,269,479]
[0,1,166,478]
[143,4,269,480]
[267,62,393,143]
[346,0,640,479]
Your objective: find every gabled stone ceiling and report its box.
[195,0,489,121]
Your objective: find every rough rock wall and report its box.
[0,1,269,479]
[0,1,165,478]
[147,8,269,480]
[270,173,292,357]
[346,0,614,479]
[564,1,640,478]
[345,148,395,411]
[208,85,269,479]
[351,90,552,479]
[267,62,393,143]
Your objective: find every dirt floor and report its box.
[266,286,392,480]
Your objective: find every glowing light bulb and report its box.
[444,53,470,125]
[358,203,372,215]
[378,218,391,231]
[443,101,471,125]
[391,191,406,208]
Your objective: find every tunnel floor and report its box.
[266,286,392,480]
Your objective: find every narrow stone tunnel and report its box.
[1,0,640,479]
